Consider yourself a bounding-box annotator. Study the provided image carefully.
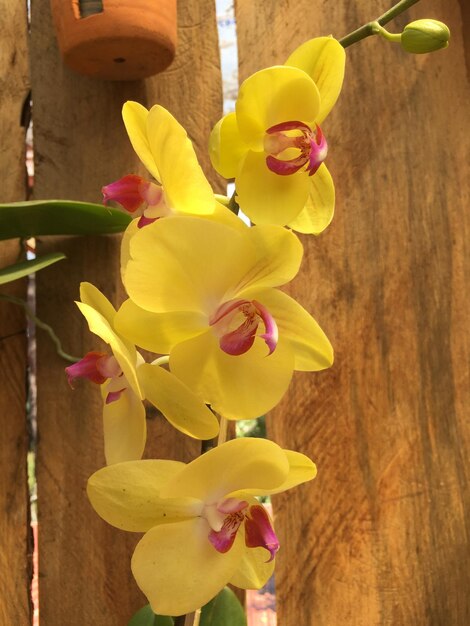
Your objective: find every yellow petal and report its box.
[236,225,303,295]
[229,546,275,589]
[285,37,346,125]
[122,101,161,181]
[203,200,248,232]
[132,519,244,616]
[236,66,321,150]
[146,105,215,215]
[120,205,246,285]
[79,282,116,324]
[102,387,146,464]
[125,216,256,314]
[138,363,219,440]
[75,301,143,398]
[248,289,333,371]
[234,450,317,497]
[120,219,139,283]
[209,112,249,178]
[287,163,335,234]
[169,330,294,420]
[236,150,309,226]
[115,299,208,354]
[160,437,289,501]
[87,460,198,532]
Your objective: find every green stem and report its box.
[339,0,420,48]
[0,293,80,363]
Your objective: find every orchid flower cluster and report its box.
[67,36,344,618]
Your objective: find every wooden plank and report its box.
[0,0,32,624]
[236,1,470,624]
[30,0,222,623]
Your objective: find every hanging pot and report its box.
[50,0,177,81]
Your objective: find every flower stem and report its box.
[339,0,420,48]
[0,293,79,363]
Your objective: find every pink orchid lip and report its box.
[65,351,110,387]
[207,498,249,553]
[102,175,166,229]
[244,504,280,563]
[210,299,278,357]
[265,121,328,177]
[102,174,149,212]
[66,353,127,405]
[207,501,279,562]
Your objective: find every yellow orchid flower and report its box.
[115,216,333,420]
[209,37,346,234]
[102,102,240,231]
[87,437,317,616]
[65,282,219,464]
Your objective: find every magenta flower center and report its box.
[264,120,328,176]
[209,298,278,356]
[206,498,279,562]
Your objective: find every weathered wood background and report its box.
[236,1,470,625]
[0,0,31,624]
[1,0,469,624]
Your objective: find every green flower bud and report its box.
[401,19,450,54]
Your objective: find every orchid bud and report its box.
[401,19,450,54]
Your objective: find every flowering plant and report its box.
[57,2,450,623]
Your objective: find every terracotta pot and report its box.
[50,0,177,81]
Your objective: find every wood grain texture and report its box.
[0,0,32,624]
[30,0,222,623]
[236,1,470,624]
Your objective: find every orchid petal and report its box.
[122,101,161,181]
[132,519,244,616]
[203,200,248,232]
[75,301,143,398]
[236,150,309,226]
[120,219,139,283]
[146,105,215,215]
[236,66,320,150]
[169,330,294,420]
[87,460,198,532]
[286,36,346,125]
[237,224,303,294]
[159,437,289,502]
[209,112,249,178]
[230,545,275,589]
[287,163,335,234]
[246,288,334,371]
[115,299,208,354]
[79,282,117,324]
[137,363,219,440]
[102,386,146,464]
[235,450,317,497]
[124,216,256,314]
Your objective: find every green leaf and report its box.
[0,200,131,240]
[200,587,247,626]
[0,252,66,285]
[127,604,174,626]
